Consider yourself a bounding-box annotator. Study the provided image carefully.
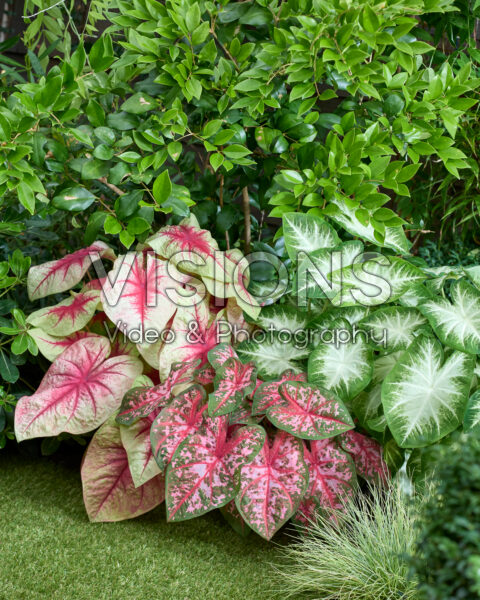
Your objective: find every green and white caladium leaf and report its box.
[382,336,475,448]
[308,333,374,401]
[358,307,428,352]
[419,279,480,355]
[254,304,309,334]
[26,290,100,336]
[463,389,480,433]
[237,336,309,379]
[283,212,340,261]
[398,282,435,308]
[324,195,410,254]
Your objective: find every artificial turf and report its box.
[0,447,282,600]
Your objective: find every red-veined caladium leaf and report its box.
[15,336,142,441]
[120,409,161,487]
[81,416,164,522]
[116,360,199,426]
[220,500,251,537]
[166,416,265,521]
[27,329,102,362]
[27,242,115,301]
[150,384,207,472]
[101,252,186,341]
[294,439,356,526]
[236,430,309,540]
[208,358,257,418]
[26,290,100,337]
[338,430,389,484]
[195,363,216,385]
[252,370,307,415]
[207,343,238,369]
[266,382,354,441]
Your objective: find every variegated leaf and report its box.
[81,417,164,522]
[195,363,216,385]
[338,430,389,484]
[237,336,308,379]
[236,431,309,540]
[120,410,161,487]
[15,337,142,441]
[254,304,309,334]
[267,382,354,440]
[283,212,340,260]
[208,343,238,369]
[27,291,100,337]
[151,385,207,472]
[463,389,480,433]
[27,329,101,362]
[27,242,114,300]
[382,336,475,448]
[166,416,265,521]
[208,358,257,417]
[252,370,307,415]
[358,306,428,352]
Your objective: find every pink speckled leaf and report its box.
[116,360,199,426]
[338,430,389,484]
[151,384,207,471]
[220,500,251,537]
[236,431,309,540]
[27,290,100,336]
[81,417,164,522]
[120,409,161,487]
[195,363,216,385]
[252,370,307,415]
[14,336,142,441]
[27,329,102,362]
[208,358,257,417]
[294,439,356,526]
[208,343,238,369]
[27,242,114,301]
[166,416,265,521]
[266,382,354,440]
[101,252,185,341]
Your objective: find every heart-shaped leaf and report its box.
[236,431,308,540]
[120,410,162,487]
[15,337,142,441]
[252,370,307,414]
[208,343,238,369]
[266,382,354,440]
[338,430,389,484]
[81,417,164,522]
[28,329,102,361]
[208,358,257,417]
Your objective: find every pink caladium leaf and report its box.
[26,290,100,336]
[207,343,238,369]
[27,242,114,301]
[150,384,207,472]
[236,430,309,540]
[294,439,356,526]
[266,382,354,441]
[220,500,251,537]
[166,416,265,521]
[81,417,164,522]
[27,329,102,362]
[101,252,185,342]
[194,363,216,385]
[120,409,161,487]
[338,430,390,484]
[208,358,257,418]
[14,337,142,441]
[252,370,307,415]
[116,360,199,426]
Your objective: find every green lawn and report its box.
[0,448,281,600]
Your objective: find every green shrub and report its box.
[411,433,480,599]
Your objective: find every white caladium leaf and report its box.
[27,329,101,362]
[382,336,475,448]
[463,389,480,433]
[338,430,389,484]
[267,382,354,440]
[236,431,309,540]
[101,252,184,342]
[399,282,434,307]
[295,439,356,525]
[237,337,308,379]
[419,279,480,355]
[358,307,428,352]
[207,343,238,369]
[81,417,164,522]
[283,212,340,260]
[151,385,207,472]
[120,410,161,487]
[252,370,307,415]
[26,291,100,337]
[27,242,114,300]
[208,358,257,417]
[325,195,410,254]
[308,335,373,401]
[15,337,142,441]
[254,304,309,334]
[166,416,265,521]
